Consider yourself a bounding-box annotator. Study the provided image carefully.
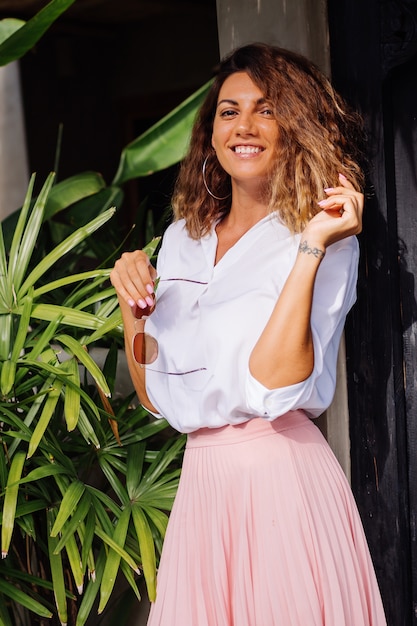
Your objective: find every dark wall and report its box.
[11,5,219,233]
[328,1,417,624]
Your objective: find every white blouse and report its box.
[143,213,359,433]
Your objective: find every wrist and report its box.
[298,239,326,259]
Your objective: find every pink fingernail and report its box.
[137,299,147,309]
[145,296,154,307]
[146,283,154,295]
[318,200,327,206]
[324,187,333,193]
[339,173,347,179]
[128,298,135,307]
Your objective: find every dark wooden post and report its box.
[328,0,417,623]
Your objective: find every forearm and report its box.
[110,250,159,413]
[249,242,324,389]
[118,297,158,414]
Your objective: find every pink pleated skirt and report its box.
[147,410,386,625]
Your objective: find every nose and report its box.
[235,111,256,135]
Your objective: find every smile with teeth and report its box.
[233,145,264,154]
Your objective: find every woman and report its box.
[110,43,386,625]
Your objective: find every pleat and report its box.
[147,411,386,626]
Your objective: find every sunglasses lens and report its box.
[133,332,158,364]
[132,300,155,319]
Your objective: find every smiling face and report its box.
[211,72,279,189]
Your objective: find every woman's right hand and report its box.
[302,174,363,251]
[110,250,157,315]
[110,250,160,414]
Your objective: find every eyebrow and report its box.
[216,97,267,108]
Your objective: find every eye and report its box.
[260,107,274,117]
[219,109,238,118]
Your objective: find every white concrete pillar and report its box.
[0,61,29,220]
[216,0,330,73]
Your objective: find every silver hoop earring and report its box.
[202,156,230,201]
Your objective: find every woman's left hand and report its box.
[302,173,363,250]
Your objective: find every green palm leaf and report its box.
[64,532,85,595]
[132,504,157,601]
[25,315,62,361]
[141,504,169,539]
[1,450,26,557]
[47,508,68,625]
[97,506,135,614]
[94,525,139,575]
[80,507,96,578]
[118,557,142,603]
[5,173,36,299]
[126,442,146,499]
[7,378,54,457]
[1,289,34,397]
[32,268,111,299]
[138,436,185,496]
[11,174,55,295]
[142,236,162,259]
[50,480,85,537]
[0,578,53,618]
[10,289,33,362]
[27,303,106,330]
[53,492,91,553]
[61,357,81,431]
[0,313,12,361]
[17,207,116,299]
[14,358,101,422]
[77,408,101,449]
[10,464,67,486]
[27,377,64,458]
[0,360,15,398]
[0,218,8,307]
[0,442,7,490]
[55,334,110,397]
[98,456,128,505]
[75,547,106,626]
[84,308,122,346]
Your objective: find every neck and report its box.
[227,183,268,229]
[224,206,267,231]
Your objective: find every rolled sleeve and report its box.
[245,236,359,420]
[246,369,316,418]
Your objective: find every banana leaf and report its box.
[112,79,212,185]
[0,0,76,66]
[0,173,112,252]
[43,171,107,221]
[0,19,24,46]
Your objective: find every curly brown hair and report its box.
[172,43,365,238]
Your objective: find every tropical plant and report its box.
[0,2,213,623]
[0,173,186,625]
[0,0,212,265]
